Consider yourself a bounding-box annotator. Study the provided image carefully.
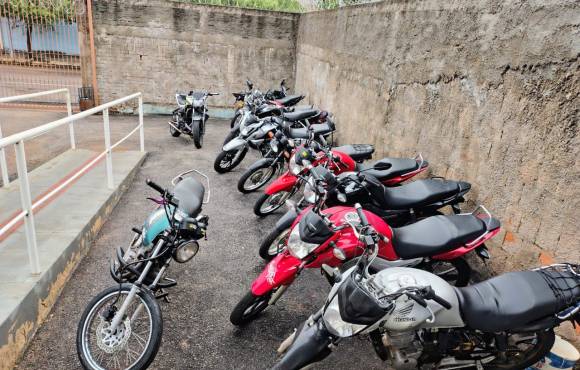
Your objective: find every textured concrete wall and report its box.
[295,0,579,272]
[93,0,298,111]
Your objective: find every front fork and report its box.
[109,231,168,331]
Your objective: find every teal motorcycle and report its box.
[76,170,210,370]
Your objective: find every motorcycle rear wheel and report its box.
[76,284,162,370]
[482,330,555,370]
[423,257,471,287]
[230,291,273,326]
[192,120,203,149]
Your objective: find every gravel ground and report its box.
[15,115,382,370]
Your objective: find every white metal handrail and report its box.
[0,88,74,188]
[0,92,145,275]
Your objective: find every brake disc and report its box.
[96,317,132,354]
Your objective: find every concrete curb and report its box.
[0,153,147,370]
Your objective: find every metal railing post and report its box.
[0,123,9,187]
[138,95,145,152]
[103,109,114,189]
[14,141,41,275]
[66,90,75,149]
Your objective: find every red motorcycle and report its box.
[252,143,428,217]
[230,201,500,325]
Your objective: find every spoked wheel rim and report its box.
[81,291,153,370]
[483,331,554,369]
[219,151,237,169]
[241,294,271,321]
[259,192,291,214]
[244,167,275,191]
[267,229,290,257]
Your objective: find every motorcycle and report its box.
[230,79,291,129]
[169,91,219,148]
[76,170,210,370]
[214,112,335,174]
[230,192,500,325]
[274,208,579,370]
[252,139,426,217]
[258,164,471,261]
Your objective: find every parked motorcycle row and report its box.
[76,81,580,370]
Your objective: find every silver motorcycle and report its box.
[274,204,580,370]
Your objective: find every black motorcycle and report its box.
[169,90,219,148]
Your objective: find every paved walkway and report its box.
[15,115,380,370]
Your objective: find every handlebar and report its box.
[146,179,165,194]
[208,92,220,96]
[354,203,369,227]
[423,287,452,309]
[407,292,428,307]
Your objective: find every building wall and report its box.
[93,0,298,112]
[295,0,579,272]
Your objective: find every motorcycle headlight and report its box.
[289,156,303,176]
[286,225,319,259]
[303,178,316,204]
[323,296,367,337]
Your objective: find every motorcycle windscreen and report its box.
[298,210,333,244]
[273,320,332,370]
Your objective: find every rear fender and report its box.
[247,157,276,172]
[265,171,298,195]
[251,252,302,296]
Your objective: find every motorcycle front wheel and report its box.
[213,148,247,174]
[230,290,274,326]
[76,284,162,370]
[237,162,278,193]
[192,120,203,148]
[258,227,291,261]
[253,191,294,217]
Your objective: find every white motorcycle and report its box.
[274,204,580,370]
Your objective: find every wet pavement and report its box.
[15,115,382,369]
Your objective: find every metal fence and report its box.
[0,0,85,109]
[0,90,145,274]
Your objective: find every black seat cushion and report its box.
[360,158,425,179]
[376,179,466,210]
[283,109,320,122]
[392,214,486,259]
[454,271,564,332]
[288,123,334,139]
[333,144,375,162]
[172,177,205,216]
[276,94,303,106]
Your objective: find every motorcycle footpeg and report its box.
[155,290,170,303]
[156,277,177,289]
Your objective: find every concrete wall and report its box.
[295,0,579,272]
[93,0,298,113]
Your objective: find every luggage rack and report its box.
[171,169,211,204]
[534,263,580,318]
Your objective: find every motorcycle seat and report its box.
[357,158,427,180]
[375,179,469,210]
[391,214,492,259]
[288,123,334,139]
[276,94,304,107]
[333,144,375,162]
[172,177,204,217]
[283,109,320,122]
[454,270,580,332]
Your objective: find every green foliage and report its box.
[0,0,75,24]
[183,0,303,13]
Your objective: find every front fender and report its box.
[275,208,299,233]
[223,137,247,152]
[251,252,301,296]
[265,171,298,195]
[247,157,276,172]
[273,319,333,370]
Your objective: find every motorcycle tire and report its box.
[230,290,273,326]
[423,257,471,287]
[230,113,240,128]
[192,120,203,149]
[237,162,278,194]
[76,284,163,370]
[253,191,292,217]
[258,227,291,261]
[213,148,247,174]
[169,123,181,137]
[483,329,554,370]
